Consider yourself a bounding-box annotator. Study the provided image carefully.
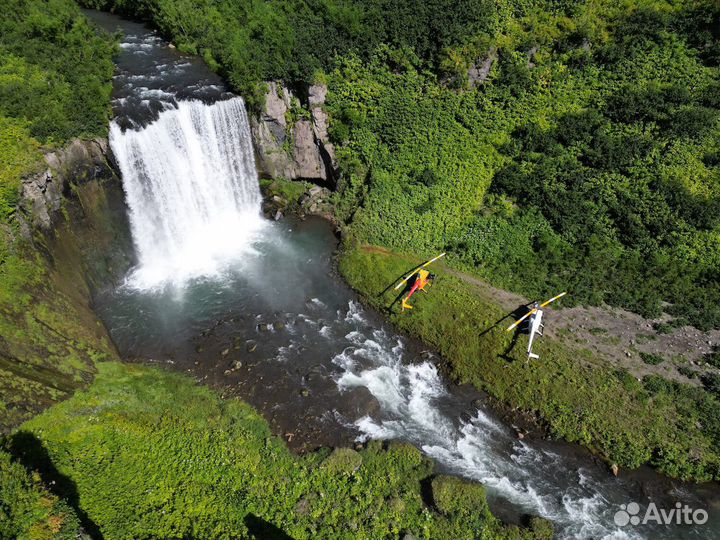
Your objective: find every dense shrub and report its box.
[0,449,81,540]
[0,0,115,142]
[4,362,527,539]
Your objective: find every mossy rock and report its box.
[386,442,433,477]
[431,475,488,516]
[320,447,363,474]
[527,516,554,540]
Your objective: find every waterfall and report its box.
[110,97,266,289]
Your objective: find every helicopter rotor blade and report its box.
[506,308,537,331]
[394,253,446,290]
[540,291,567,309]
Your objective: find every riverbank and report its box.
[339,244,720,482]
[254,150,720,484]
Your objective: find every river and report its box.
[85,10,719,540]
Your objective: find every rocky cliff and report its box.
[250,82,337,187]
[1,139,133,432]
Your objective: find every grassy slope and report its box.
[340,245,720,481]
[2,361,551,540]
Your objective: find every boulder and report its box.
[334,386,381,420]
[21,138,112,230]
[308,84,328,106]
[250,81,337,185]
[293,120,326,179]
[468,48,497,88]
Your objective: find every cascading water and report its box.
[110,98,266,288]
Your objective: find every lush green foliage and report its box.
[340,246,720,481]
[0,118,41,222]
[0,0,118,432]
[78,0,506,106]
[3,361,549,540]
[0,449,81,540]
[0,0,115,142]
[327,0,720,330]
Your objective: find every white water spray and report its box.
[110,98,266,289]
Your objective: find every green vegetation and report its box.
[261,177,312,204]
[0,0,116,142]
[0,0,118,431]
[79,0,502,107]
[0,448,81,540]
[340,246,720,481]
[705,346,720,369]
[640,352,665,365]
[1,361,551,540]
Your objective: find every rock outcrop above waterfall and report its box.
[250,82,337,186]
[20,138,115,231]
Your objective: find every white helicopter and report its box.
[506,292,567,359]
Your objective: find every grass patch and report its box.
[640,352,665,366]
[340,244,720,481]
[262,178,311,205]
[2,361,549,540]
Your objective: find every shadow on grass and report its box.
[244,513,295,540]
[7,430,104,540]
[479,303,531,336]
[474,303,534,361]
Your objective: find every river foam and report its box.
[110,98,266,289]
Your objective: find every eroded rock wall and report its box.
[250,82,337,187]
[1,139,133,432]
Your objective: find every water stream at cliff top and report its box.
[87,10,719,540]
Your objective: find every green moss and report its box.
[264,178,310,205]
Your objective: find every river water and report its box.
[86,10,719,539]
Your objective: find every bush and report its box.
[704,346,720,369]
[640,352,665,365]
[0,0,115,142]
[0,448,80,540]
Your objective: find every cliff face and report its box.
[1,138,133,432]
[250,82,337,187]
